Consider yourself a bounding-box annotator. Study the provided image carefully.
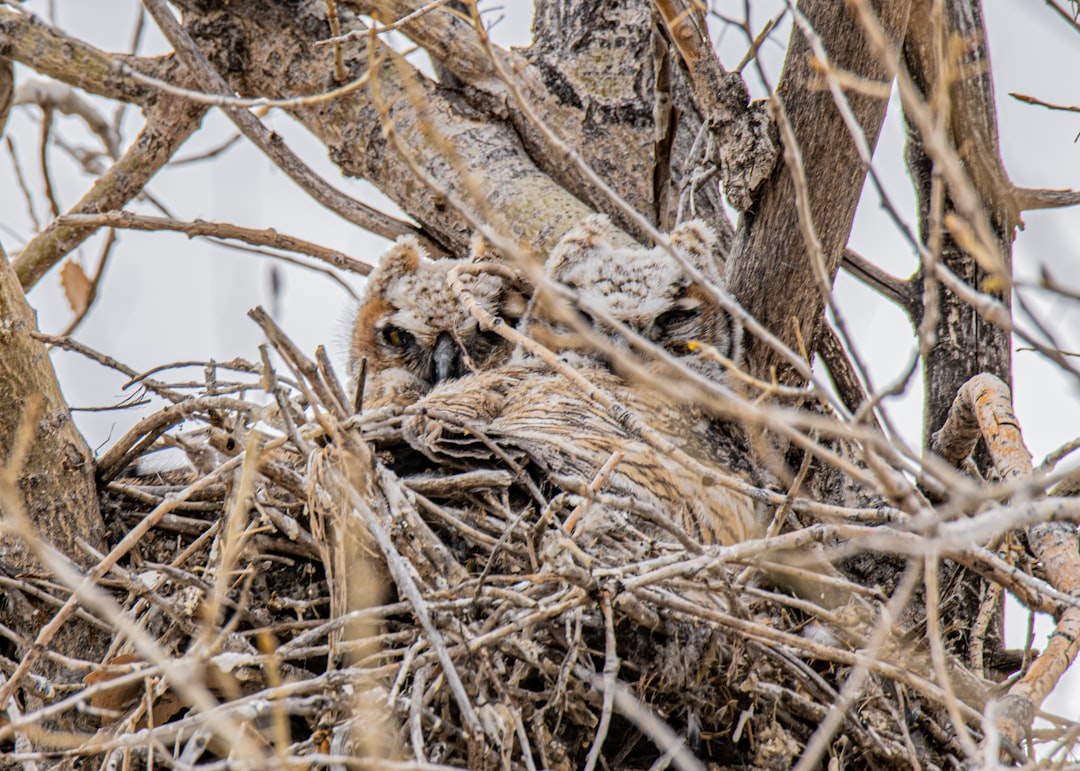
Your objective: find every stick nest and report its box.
[11,327,1052,771]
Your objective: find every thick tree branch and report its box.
[15,79,121,158]
[907,0,1024,672]
[349,0,724,240]
[526,0,676,233]
[166,0,595,258]
[1012,186,1080,211]
[841,248,920,319]
[723,0,912,384]
[932,375,1080,751]
[342,0,494,84]
[0,7,171,106]
[902,0,1013,453]
[139,0,434,256]
[0,57,12,137]
[0,244,108,709]
[0,249,103,570]
[815,320,882,432]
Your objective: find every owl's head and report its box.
[541,215,742,381]
[351,236,522,408]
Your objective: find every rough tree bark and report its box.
[0,244,109,708]
[902,0,1017,683]
[0,248,105,567]
[903,0,1014,451]
[724,0,912,385]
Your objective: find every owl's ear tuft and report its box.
[547,214,615,278]
[670,220,722,282]
[468,232,495,264]
[366,236,426,299]
[500,286,529,325]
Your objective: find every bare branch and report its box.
[1044,0,1080,34]
[932,374,1080,750]
[55,212,373,276]
[724,0,913,384]
[1010,90,1080,114]
[12,95,208,289]
[0,58,12,138]
[841,248,919,318]
[1013,186,1080,211]
[15,79,120,158]
[0,7,168,105]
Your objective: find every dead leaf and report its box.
[60,260,93,316]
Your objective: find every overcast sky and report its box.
[3,0,1079,722]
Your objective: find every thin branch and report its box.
[841,248,919,317]
[115,58,375,111]
[37,106,60,218]
[1012,186,1080,211]
[6,136,40,231]
[582,594,618,771]
[578,664,706,771]
[55,212,373,275]
[653,0,778,211]
[0,6,166,105]
[13,95,208,289]
[933,261,1080,378]
[1044,0,1080,34]
[327,1,461,45]
[1010,91,1080,114]
[15,79,121,158]
[57,226,117,337]
[815,321,883,434]
[849,0,1012,280]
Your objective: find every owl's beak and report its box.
[432,332,463,383]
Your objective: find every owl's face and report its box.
[540,216,742,380]
[351,237,516,408]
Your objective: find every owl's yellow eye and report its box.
[382,326,414,348]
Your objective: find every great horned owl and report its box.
[365,220,762,546]
[350,236,521,409]
[537,214,742,385]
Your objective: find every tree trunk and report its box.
[724,0,912,384]
[905,0,1015,677]
[0,245,108,719]
[904,0,1014,453]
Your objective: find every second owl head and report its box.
[537,214,743,383]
